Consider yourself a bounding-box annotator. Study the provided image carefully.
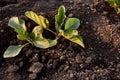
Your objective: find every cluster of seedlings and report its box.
[3,5,85,58]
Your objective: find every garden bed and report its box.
[0,0,120,80]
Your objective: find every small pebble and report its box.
[60,55,66,61]
[29,73,37,80]
[7,73,21,80]
[47,59,53,69]
[19,61,23,67]
[25,49,33,57]
[30,54,39,62]
[7,65,19,72]
[85,57,92,64]
[29,62,43,73]
[76,54,82,63]
[0,29,4,32]
[70,73,74,78]
[64,65,69,71]
[68,13,73,17]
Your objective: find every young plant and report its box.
[106,0,120,14]
[3,5,84,58]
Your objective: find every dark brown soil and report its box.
[0,0,120,80]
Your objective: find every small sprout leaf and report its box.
[17,34,27,40]
[55,5,66,30]
[8,17,27,31]
[3,5,85,58]
[8,17,27,36]
[65,18,80,30]
[25,11,49,29]
[60,30,85,48]
[8,17,28,39]
[31,26,43,40]
[33,39,57,49]
[3,45,26,58]
[39,15,49,29]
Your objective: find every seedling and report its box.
[3,5,84,58]
[106,0,120,14]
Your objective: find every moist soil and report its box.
[0,0,120,80]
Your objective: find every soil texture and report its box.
[0,0,120,80]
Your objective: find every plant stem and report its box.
[47,29,57,35]
[27,38,33,45]
[23,43,29,46]
[55,33,61,40]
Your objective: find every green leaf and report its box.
[55,5,66,30]
[64,30,78,35]
[17,34,27,40]
[33,39,57,49]
[25,11,49,29]
[3,45,25,58]
[59,29,85,48]
[31,26,43,40]
[115,0,120,6]
[8,17,28,40]
[8,17,27,31]
[65,18,80,30]
[106,0,115,4]
[47,39,57,47]
[31,26,57,48]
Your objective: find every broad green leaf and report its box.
[8,17,27,31]
[47,39,57,47]
[31,26,43,40]
[65,18,80,30]
[59,30,85,48]
[55,5,66,30]
[3,45,25,58]
[33,39,57,49]
[8,17,28,40]
[25,11,49,29]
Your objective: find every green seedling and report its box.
[3,5,84,58]
[106,0,120,14]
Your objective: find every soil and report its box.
[0,0,120,80]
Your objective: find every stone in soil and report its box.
[6,65,19,72]
[30,53,39,62]
[7,73,21,80]
[29,73,37,80]
[29,62,43,73]
[25,49,33,57]
[47,59,53,69]
[85,56,92,64]
[76,54,82,63]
